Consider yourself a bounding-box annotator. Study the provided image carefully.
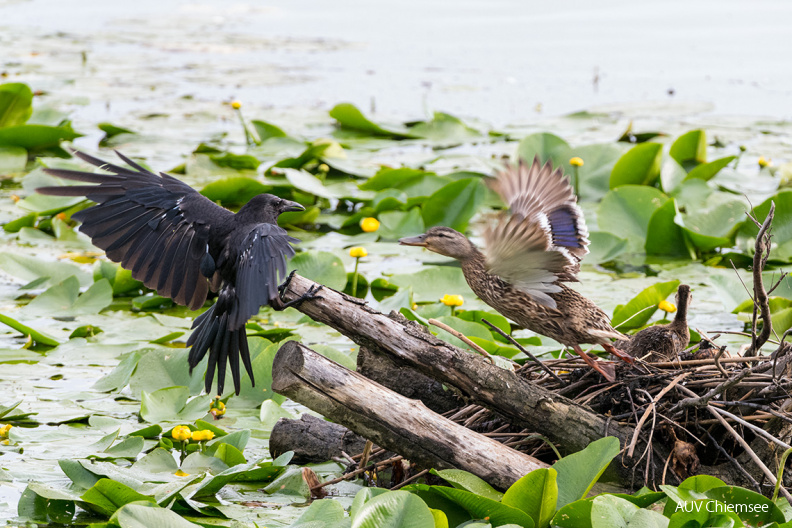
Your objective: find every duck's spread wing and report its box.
[484,157,590,308]
[230,223,299,329]
[38,150,232,310]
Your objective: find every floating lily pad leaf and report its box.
[0,252,91,286]
[685,156,736,181]
[586,231,628,264]
[281,168,340,199]
[553,436,620,509]
[98,122,136,146]
[0,312,60,346]
[231,338,285,406]
[3,211,37,233]
[209,152,260,171]
[293,498,347,526]
[0,145,27,172]
[408,112,480,143]
[669,129,707,167]
[94,261,144,296]
[611,280,680,331]
[770,307,792,336]
[670,178,712,211]
[372,189,408,211]
[370,278,399,302]
[251,119,288,141]
[93,350,144,392]
[517,132,570,168]
[597,186,668,251]
[739,191,792,246]
[617,123,666,144]
[502,468,558,528]
[659,157,687,194]
[422,178,485,232]
[110,501,201,528]
[212,443,246,467]
[567,143,623,201]
[139,386,210,423]
[705,486,785,525]
[360,167,430,191]
[551,497,594,528]
[456,310,511,335]
[430,487,535,528]
[132,293,173,311]
[312,343,357,371]
[402,175,454,202]
[645,199,688,257]
[390,266,474,304]
[0,123,81,153]
[590,494,668,528]
[432,469,503,502]
[260,399,295,431]
[354,490,442,528]
[104,435,145,459]
[350,488,391,520]
[200,176,270,205]
[129,349,204,397]
[378,208,425,240]
[82,480,156,517]
[609,142,663,188]
[290,251,347,290]
[329,103,417,139]
[679,198,745,252]
[0,82,33,127]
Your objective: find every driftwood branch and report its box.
[746,202,775,356]
[280,273,676,486]
[269,414,367,464]
[271,340,548,489]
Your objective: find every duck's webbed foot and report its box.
[272,283,323,311]
[602,342,635,364]
[572,344,616,382]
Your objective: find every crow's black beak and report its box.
[398,234,427,247]
[282,200,305,213]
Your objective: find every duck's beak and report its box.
[399,234,427,247]
[282,200,305,213]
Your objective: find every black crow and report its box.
[37,150,316,395]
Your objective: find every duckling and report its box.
[400,157,631,381]
[618,284,691,362]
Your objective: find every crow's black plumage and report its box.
[38,150,309,395]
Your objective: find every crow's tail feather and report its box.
[187,303,254,395]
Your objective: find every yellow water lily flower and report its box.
[172,425,191,442]
[191,430,215,442]
[231,100,242,110]
[569,157,584,167]
[441,294,464,307]
[658,300,677,313]
[0,424,12,438]
[174,469,190,477]
[360,217,380,233]
[758,156,772,168]
[349,247,368,258]
[210,399,226,418]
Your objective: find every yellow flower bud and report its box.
[0,424,12,438]
[658,300,677,313]
[174,469,190,477]
[569,157,584,167]
[349,247,368,258]
[441,294,464,307]
[318,163,330,172]
[231,100,242,110]
[758,156,771,168]
[172,425,191,442]
[360,217,380,233]
[10,195,19,203]
[191,430,215,441]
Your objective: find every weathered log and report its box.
[272,340,548,489]
[281,273,676,486]
[357,346,462,414]
[270,414,367,464]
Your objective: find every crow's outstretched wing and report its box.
[187,223,298,394]
[38,151,232,310]
[484,157,590,308]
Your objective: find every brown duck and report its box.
[618,284,691,362]
[399,157,632,381]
